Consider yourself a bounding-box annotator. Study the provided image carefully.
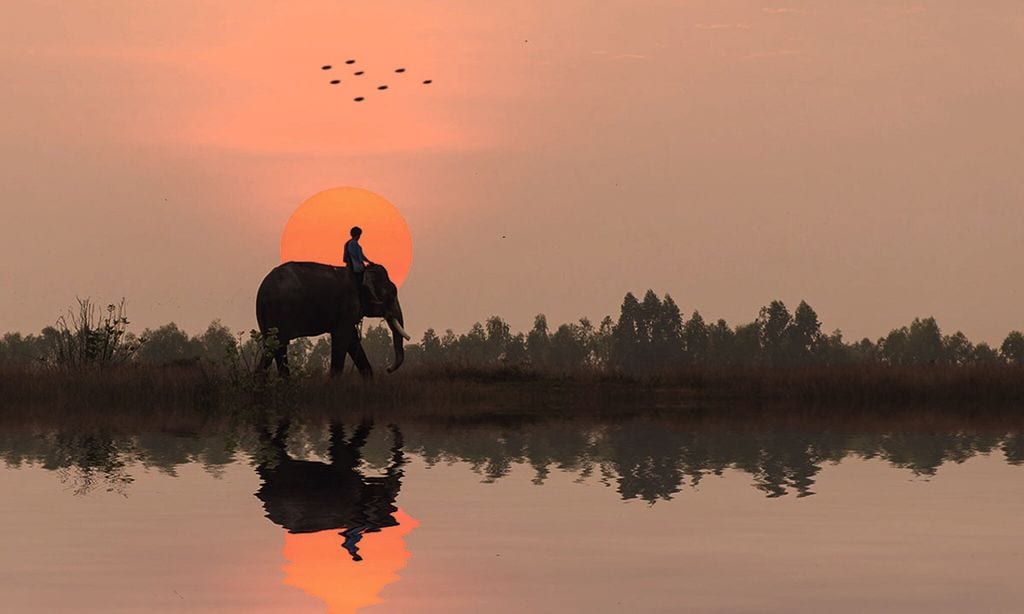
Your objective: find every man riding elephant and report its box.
[343,226,381,307]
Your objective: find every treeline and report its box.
[2,291,1023,376]
[400,291,1024,374]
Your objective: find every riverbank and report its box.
[2,363,1024,421]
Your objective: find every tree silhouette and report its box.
[526,314,551,370]
[135,323,198,365]
[789,301,823,364]
[7,291,1023,376]
[682,311,709,363]
[610,293,641,372]
[942,331,974,366]
[1001,331,1024,365]
[706,318,735,365]
[758,300,792,366]
[906,317,944,365]
[652,294,684,366]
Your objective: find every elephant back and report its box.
[256,261,357,340]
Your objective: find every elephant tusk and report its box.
[390,319,412,341]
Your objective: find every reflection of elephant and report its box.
[254,420,406,561]
[255,262,410,377]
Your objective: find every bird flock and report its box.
[320,60,432,102]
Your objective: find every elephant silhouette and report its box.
[254,419,406,562]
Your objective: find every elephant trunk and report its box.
[386,301,407,373]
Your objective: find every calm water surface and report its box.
[2,415,1023,613]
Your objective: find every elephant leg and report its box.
[349,419,373,448]
[386,424,405,473]
[330,327,353,376]
[348,335,374,380]
[273,340,290,378]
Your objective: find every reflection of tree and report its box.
[870,433,1003,476]
[401,420,1023,501]
[0,429,241,495]
[747,434,822,498]
[1002,434,1024,465]
[2,417,1023,502]
[604,422,685,502]
[49,431,137,496]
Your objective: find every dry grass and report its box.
[2,362,1023,427]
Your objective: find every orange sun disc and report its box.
[280,187,413,287]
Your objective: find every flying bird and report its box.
[319,61,433,101]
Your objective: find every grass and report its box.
[2,361,1024,425]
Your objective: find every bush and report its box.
[48,298,140,369]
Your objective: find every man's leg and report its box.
[362,268,381,303]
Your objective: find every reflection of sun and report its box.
[281,509,419,614]
[280,187,413,287]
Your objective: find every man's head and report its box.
[350,226,362,239]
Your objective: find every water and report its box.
[2,415,1023,613]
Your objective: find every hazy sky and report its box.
[2,1,1022,342]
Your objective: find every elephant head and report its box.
[361,264,410,372]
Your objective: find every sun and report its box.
[280,187,413,287]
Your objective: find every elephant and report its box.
[255,261,410,377]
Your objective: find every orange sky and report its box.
[2,1,1023,341]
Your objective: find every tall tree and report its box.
[637,290,662,352]
[682,311,710,363]
[758,301,791,365]
[549,322,590,372]
[362,324,394,368]
[706,318,735,365]
[484,316,512,364]
[879,328,909,365]
[941,331,974,366]
[734,322,763,365]
[419,328,443,365]
[135,323,197,365]
[850,338,879,364]
[195,320,236,362]
[592,315,615,368]
[788,301,823,363]
[1001,331,1024,365]
[458,322,489,365]
[906,317,944,365]
[652,294,684,367]
[610,293,641,372]
[504,333,528,366]
[526,314,551,370]
[972,342,1003,365]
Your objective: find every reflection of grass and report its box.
[2,362,1024,420]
